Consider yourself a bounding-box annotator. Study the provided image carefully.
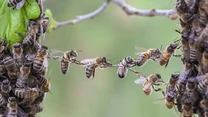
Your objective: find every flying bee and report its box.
[6,97,17,117]
[33,45,48,73]
[8,0,26,10]
[1,79,11,94]
[3,56,18,79]
[80,57,112,79]
[117,56,137,78]
[12,43,23,68]
[60,50,78,74]
[158,40,180,67]
[134,74,165,96]
[16,64,31,88]
[135,48,162,66]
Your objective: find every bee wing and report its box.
[43,58,48,68]
[16,0,26,10]
[135,46,147,55]
[80,59,95,66]
[17,106,28,117]
[134,76,146,84]
[152,98,165,104]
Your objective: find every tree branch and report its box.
[54,0,110,29]
[53,0,177,30]
[112,0,177,19]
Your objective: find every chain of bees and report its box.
[4,0,208,117]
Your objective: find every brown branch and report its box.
[53,0,177,30]
[54,0,110,29]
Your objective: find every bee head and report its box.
[126,56,134,63]
[155,73,161,79]
[13,43,21,48]
[39,45,48,55]
[70,50,78,58]
[171,73,179,80]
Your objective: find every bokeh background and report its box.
[41,0,182,117]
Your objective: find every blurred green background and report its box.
[41,0,182,117]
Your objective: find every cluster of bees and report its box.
[6,0,208,117]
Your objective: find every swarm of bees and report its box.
[5,0,208,117]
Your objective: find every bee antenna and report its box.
[47,69,52,81]
[49,91,52,95]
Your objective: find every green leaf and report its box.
[45,9,57,32]
[0,0,40,48]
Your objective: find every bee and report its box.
[181,99,193,117]
[16,64,31,88]
[12,43,24,68]
[22,21,39,48]
[6,97,17,117]
[0,94,6,106]
[80,57,112,79]
[36,14,51,39]
[135,48,161,66]
[188,29,199,64]
[165,88,177,109]
[32,45,48,73]
[24,104,43,115]
[7,0,26,10]
[25,54,36,67]
[200,99,208,117]
[198,24,208,50]
[134,74,164,96]
[15,87,39,106]
[3,56,18,79]
[197,73,208,95]
[0,65,6,76]
[0,40,6,60]
[200,50,208,74]
[27,75,39,88]
[1,79,11,94]
[117,56,137,78]
[36,74,51,93]
[167,73,180,91]
[198,0,208,27]
[158,40,179,67]
[60,50,78,74]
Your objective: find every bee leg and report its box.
[152,86,165,96]
[128,68,140,75]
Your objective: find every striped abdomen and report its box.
[61,57,70,74]
[22,34,34,46]
[85,64,96,78]
[189,47,197,63]
[3,56,16,72]
[8,0,22,7]
[14,88,25,98]
[136,53,150,66]
[117,65,128,78]
[159,52,170,66]
[33,57,44,72]
[198,79,207,94]
[36,75,47,87]
[0,94,5,106]
[16,78,27,88]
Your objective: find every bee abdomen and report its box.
[117,66,127,78]
[14,88,25,98]
[85,65,93,78]
[33,60,43,72]
[61,58,69,74]
[8,0,21,7]
[136,54,149,66]
[23,35,34,46]
[198,81,206,94]
[36,75,47,86]
[189,48,197,62]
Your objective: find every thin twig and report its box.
[54,0,177,30]
[112,0,177,19]
[54,0,111,29]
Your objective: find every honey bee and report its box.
[0,40,6,60]
[36,14,51,39]
[200,50,208,74]
[24,104,43,115]
[181,99,193,117]
[16,64,31,88]
[134,74,164,95]
[22,21,39,48]
[25,54,36,67]
[16,87,39,106]
[117,56,137,78]
[36,74,51,93]
[158,40,180,67]
[80,57,112,79]
[197,74,208,95]
[198,0,208,27]
[32,45,48,73]
[6,97,17,117]
[200,99,208,117]
[60,50,78,74]
[135,48,161,66]
[167,73,180,91]
[7,0,26,10]
[198,24,208,50]
[3,56,18,79]
[1,79,11,94]
[165,88,177,109]
[0,94,6,106]
[12,43,23,68]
